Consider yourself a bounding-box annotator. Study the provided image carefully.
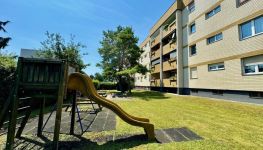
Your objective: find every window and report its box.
[240,16,263,39]
[242,54,263,75]
[244,64,263,75]
[189,44,197,56]
[207,33,223,44]
[170,51,177,59]
[151,58,160,66]
[190,67,198,79]
[206,5,221,19]
[249,92,263,99]
[189,23,196,34]
[237,0,250,6]
[212,90,223,95]
[188,1,195,13]
[191,89,198,93]
[208,63,225,71]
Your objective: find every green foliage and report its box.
[38,31,89,70]
[98,26,145,92]
[116,64,148,76]
[99,82,117,90]
[0,21,11,49]
[92,80,116,90]
[92,80,100,89]
[94,72,104,82]
[0,20,16,107]
[0,54,16,68]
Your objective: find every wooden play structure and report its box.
[0,57,155,150]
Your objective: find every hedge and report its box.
[92,80,117,90]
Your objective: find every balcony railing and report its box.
[163,41,176,55]
[163,21,176,38]
[163,78,177,87]
[151,49,161,60]
[163,59,177,71]
[150,79,161,87]
[151,34,160,48]
[151,64,160,74]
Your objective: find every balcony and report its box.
[163,41,176,55]
[163,78,177,87]
[151,64,160,74]
[150,79,161,87]
[151,49,161,60]
[151,34,160,48]
[163,59,177,71]
[163,21,176,38]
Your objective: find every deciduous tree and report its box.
[98,26,147,93]
[38,32,89,71]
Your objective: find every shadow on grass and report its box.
[131,91,169,101]
[14,134,155,150]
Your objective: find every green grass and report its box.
[1,90,263,149]
[83,90,263,150]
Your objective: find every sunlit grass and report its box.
[85,90,263,149]
[1,90,262,149]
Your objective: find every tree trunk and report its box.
[127,75,132,95]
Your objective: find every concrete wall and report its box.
[135,40,151,87]
[184,0,263,91]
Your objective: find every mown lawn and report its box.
[0,90,262,149]
[84,90,263,150]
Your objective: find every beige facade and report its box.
[135,38,151,89]
[140,0,263,97]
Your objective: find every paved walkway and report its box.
[1,107,202,149]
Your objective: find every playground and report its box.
[0,58,263,150]
[0,90,262,149]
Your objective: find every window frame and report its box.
[243,63,263,75]
[190,67,198,79]
[189,44,197,57]
[237,0,251,7]
[240,16,263,40]
[206,5,221,19]
[188,1,195,13]
[208,63,225,71]
[207,33,223,44]
[189,23,196,34]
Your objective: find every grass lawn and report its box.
[1,90,262,149]
[84,90,263,150]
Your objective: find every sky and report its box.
[1,0,175,75]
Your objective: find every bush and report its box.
[99,82,117,90]
[0,64,16,108]
[92,80,117,90]
[92,80,100,89]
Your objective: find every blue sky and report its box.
[1,0,174,75]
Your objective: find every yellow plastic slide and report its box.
[67,73,155,140]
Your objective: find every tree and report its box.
[0,21,11,49]
[94,72,104,82]
[0,20,16,107]
[90,75,95,79]
[98,26,147,94]
[38,32,89,71]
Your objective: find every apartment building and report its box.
[134,37,151,90]
[142,0,263,102]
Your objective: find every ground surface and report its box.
[1,90,263,149]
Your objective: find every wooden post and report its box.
[6,58,22,150]
[70,91,76,135]
[53,61,67,150]
[37,96,45,136]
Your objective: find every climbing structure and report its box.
[67,73,155,140]
[0,57,69,150]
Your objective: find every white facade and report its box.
[135,40,151,89]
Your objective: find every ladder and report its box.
[0,96,32,147]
